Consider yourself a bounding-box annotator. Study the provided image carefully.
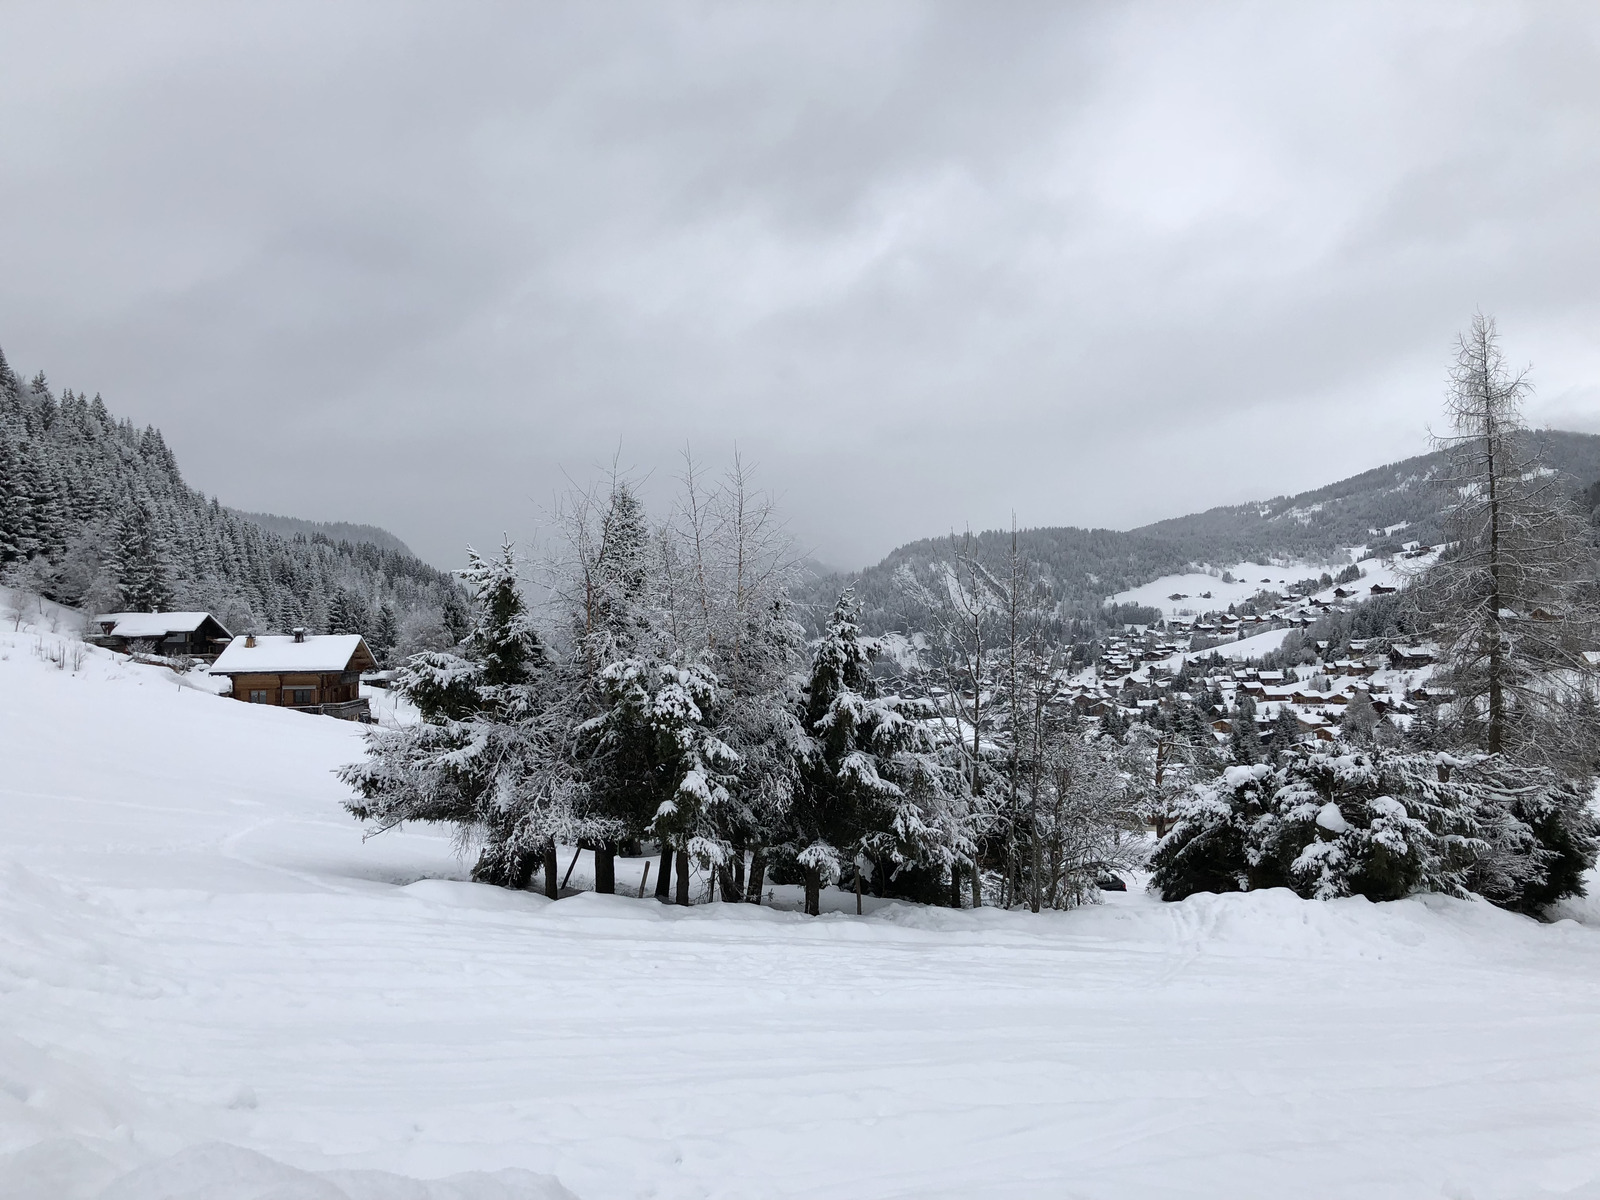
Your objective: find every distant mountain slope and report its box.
[795,429,1600,635]
[232,510,417,559]
[1134,429,1600,561]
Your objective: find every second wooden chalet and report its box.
[209,628,377,721]
[90,611,234,659]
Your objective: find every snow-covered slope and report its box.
[4,608,1600,1199]
[1107,549,1430,620]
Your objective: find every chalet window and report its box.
[249,690,270,704]
[286,688,316,706]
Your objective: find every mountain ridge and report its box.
[792,429,1600,634]
[230,509,417,559]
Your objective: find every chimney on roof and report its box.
[245,634,257,648]
[293,627,306,643]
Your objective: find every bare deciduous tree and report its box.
[1036,723,1146,909]
[1415,313,1600,762]
[916,530,999,907]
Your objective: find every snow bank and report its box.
[92,1143,578,1200]
[5,614,1600,1199]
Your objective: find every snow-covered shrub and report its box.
[1147,764,1273,901]
[1150,744,1598,913]
[1267,752,1442,902]
[1452,759,1599,915]
[1509,776,1600,913]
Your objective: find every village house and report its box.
[209,628,377,721]
[89,611,234,659]
[1410,685,1456,703]
[1296,712,1338,741]
[1389,644,1437,670]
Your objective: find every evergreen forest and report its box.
[0,345,463,662]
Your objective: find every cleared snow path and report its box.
[4,620,1600,1199]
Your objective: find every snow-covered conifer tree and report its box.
[582,655,739,904]
[788,590,969,915]
[110,499,172,611]
[551,477,663,894]
[370,601,400,668]
[1268,707,1303,759]
[1229,695,1263,764]
[342,541,605,896]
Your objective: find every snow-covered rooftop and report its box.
[95,611,227,638]
[211,634,371,675]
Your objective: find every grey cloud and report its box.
[1,1,1597,570]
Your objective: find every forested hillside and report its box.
[0,346,464,658]
[795,430,1600,634]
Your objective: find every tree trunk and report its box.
[949,863,963,909]
[542,840,559,900]
[655,843,672,901]
[803,865,821,916]
[717,862,741,902]
[594,846,616,894]
[971,859,982,908]
[1030,823,1042,915]
[746,848,766,903]
[675,849,691,906]
[1482,331,1505,755]
[732,845,746,896]
[1485,458,1504,755]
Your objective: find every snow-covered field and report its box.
[1109,550,1432,619]
[1209,625,1293,660]
[5,608,1600,1199]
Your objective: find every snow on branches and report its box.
[1149,746,1597,911]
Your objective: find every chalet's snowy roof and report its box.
[95,612,227,639]
[211,634,371,675]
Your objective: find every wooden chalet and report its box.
[90,611,234,659]
[1389,645,1436,670]
[209,628,377,721]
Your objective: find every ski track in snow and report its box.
[3,614,1600,1199]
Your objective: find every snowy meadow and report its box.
[4,613,1600,1200]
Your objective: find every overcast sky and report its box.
[2,2,1598,570]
